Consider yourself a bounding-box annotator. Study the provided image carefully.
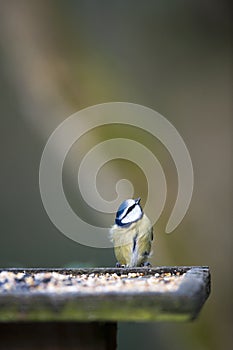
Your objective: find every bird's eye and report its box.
[124,204,136,218]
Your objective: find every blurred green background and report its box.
[0,1,232,349]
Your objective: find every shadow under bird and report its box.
[110,198,153,267]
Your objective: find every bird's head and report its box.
[115,197,143,227]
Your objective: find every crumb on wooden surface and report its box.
[0,270,185,294]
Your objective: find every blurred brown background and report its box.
[0,1,232,349]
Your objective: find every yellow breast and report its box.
[109,214,153,267]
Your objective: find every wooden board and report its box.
[0,266,210,322]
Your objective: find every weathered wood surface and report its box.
[0,266,210,322]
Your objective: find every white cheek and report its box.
[121,206,142,224]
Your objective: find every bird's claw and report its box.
[116,262,126,268]
[140,262,151,267]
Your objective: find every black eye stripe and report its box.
[122,203,136,219]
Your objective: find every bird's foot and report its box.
[116,262,126,268]
[140,261,151,267]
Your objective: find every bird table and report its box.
[0,266,210,349]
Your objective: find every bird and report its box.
[109,197,153,267]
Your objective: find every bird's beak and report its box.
[135,197,141,204]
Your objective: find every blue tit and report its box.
[110,198,153,267]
